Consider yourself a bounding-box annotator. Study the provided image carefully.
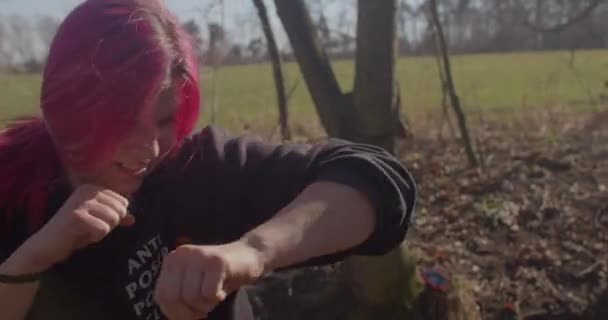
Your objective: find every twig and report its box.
[431,24,454,142]
[286,74,301,102]
[476,135,486,172]
[575,260,606,279]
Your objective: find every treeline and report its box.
[1,0,607,72]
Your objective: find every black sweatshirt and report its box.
[0,125,416,320]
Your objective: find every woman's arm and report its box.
[0,242,45,320]
[153,126,416,318]
[241,180,376,272]
[154,180,380,319]
[168,125,416,264]
[0,185,133,320]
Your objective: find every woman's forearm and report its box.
[241,180,376,272]
[0,243,45,320]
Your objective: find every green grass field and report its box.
[1,50,607,131]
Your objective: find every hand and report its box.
[154,241,265,320]
[19,184,134,271]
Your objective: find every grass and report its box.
[1,49,607,132]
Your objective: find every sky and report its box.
[1,0,245,20]
[0,0,358,49]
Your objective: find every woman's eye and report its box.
[157,115,175,127]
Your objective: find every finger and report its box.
[182,260,208,314]
[222,280,239,297]
[200,268,227,303]
[101,189,129,208]
[97,191,134,227]
[156,255,200,320]
[77,210,113,243]
[86,202,122,229]
[96,192,128,217]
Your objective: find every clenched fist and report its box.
[22,184,134,271]
[154,241,265,319]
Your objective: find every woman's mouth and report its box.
[116,162,149,177]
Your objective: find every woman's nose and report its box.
[134,139,160,160]
[129,123,160,159]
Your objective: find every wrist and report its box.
[238,233,276,274]
[0,254,45,280]
[2,238,56,275]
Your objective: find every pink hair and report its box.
[0,0,200,234]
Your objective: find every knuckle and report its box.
[80,200,95,213]
[90,224,110,241]
[108,216,120,229]
[175,244,196,254]
[100,189,115,199]
[72,210,90,227]
[174,245,199,261]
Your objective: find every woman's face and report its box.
[67,86,179,196]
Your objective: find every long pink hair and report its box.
[0,0,200,234]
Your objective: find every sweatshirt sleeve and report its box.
[166,125,416,266]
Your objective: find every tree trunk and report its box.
[274,0,344,138]
[341,2,418,320]
[275,1,418,320]
[252,0,291,141]
[349,0,405,151]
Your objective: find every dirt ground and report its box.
[403,109,608,319]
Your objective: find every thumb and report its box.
[201,269,227,302]
[119,213,136,227]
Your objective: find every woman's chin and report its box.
[103,177,143,197]
[116,180,143,196]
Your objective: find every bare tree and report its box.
[274,2,417,320]
[351,0,406,150]
[0,19,11,69]
[274,0,344,137]
[392,0,608,54]
[275,0,406,150]
[429,0,478,167]
[207,18,228,124]
[6,15,37,67]
[252,0,291,141]
[246,38,265,59]
[195,0,230,124]
[182,20,205,62]
[335,6,357,56]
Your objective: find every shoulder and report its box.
[173,125,275,166]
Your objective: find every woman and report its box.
[0,0,416,319]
